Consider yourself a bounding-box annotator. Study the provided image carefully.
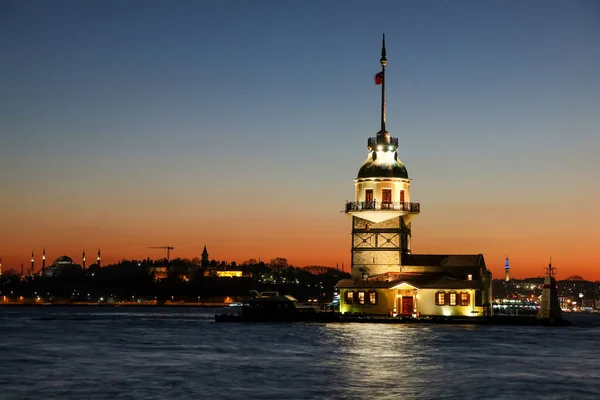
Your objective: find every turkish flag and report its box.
[375,72,384,85]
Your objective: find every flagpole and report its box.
[379,34,388,144]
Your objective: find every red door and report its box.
[401,296,414,315]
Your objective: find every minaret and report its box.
[504,257,510,282]
[344,35,420,278]
[30,250,35,276]
[97,249,101,268]
[201,246,209,267]
[42,248,46,274]
[82,250,86,270]
[21,262,24,279]
[0,257,2,276]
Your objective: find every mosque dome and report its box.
[54,256,74,265]
[357,150,409,179]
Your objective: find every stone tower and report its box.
[201,245,209,267]
[537,259,562,321]
[344,35,420,278]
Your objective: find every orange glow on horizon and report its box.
[1,206,598,280]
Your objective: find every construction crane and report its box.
[147,246,174,262]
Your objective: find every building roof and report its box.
[401,254,485,268]
[337,278,394,289]
[418,276,480,290]
[357,150,409,179]
[336,272,481,290]
[53,255,74,265]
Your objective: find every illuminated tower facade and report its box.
[0,257,2,276]
[82,250,86,270]
[30,251,35,276]
[97,249,101,268]
[42,248,46,274]
[504,257,510,282]
[344,35,420,278]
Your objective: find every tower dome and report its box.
[357,145,409,179]
[54,255,74,265]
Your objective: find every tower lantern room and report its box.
[344,35,420,278]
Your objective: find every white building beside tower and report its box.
[337,36,492,318]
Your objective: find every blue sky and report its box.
[1,0,599,277]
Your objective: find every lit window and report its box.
[449,292,457,306]
[460,292,470,306]
[369,291,377,305]
[467,274,473,281]
[382,189,392,208]
[437,292,445,306]
[358,291,365,305]
[345,291,354,304]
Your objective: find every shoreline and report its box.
[0,302,227,307]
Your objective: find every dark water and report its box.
[1,307,599,400]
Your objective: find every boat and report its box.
[215,293,339,322]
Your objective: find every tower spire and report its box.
[546,256,555,277]
[378,34,388,143]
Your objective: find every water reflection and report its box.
[322,324,445,399]
[1,308,599,400]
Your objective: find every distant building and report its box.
[151,266,168,281]
[504,257,510,282]
[42,255,81,277]
[201,246,209,267]
[216,271,243,278]
[336,37,492,317]
[203,267,252,278]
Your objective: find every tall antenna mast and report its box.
[380,33,387,136]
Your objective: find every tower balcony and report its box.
[368,136,398,150]
[344,201,420,224]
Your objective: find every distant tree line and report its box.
[0,257,350,303]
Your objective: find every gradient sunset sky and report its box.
[1,1,599,279]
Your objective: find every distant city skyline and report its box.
[2,246,596,282]
[1,1,599,279]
